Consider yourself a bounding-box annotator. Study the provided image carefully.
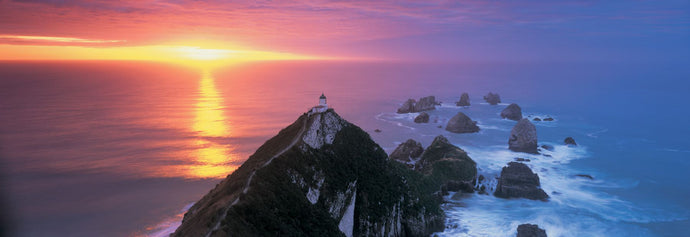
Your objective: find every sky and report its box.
[0,0,688,62]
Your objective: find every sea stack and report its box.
[483,92,501,105]
[397,96,437,113]
[564,137,577,145]
[445,112,480,133]
[414,112,430,123]
[414,96,437,112]
[456,93,470,106]
[500,103,523,121]
[494,162,549,201]
[397,99,416,113]
[509,118,538,153]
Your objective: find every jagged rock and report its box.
[494,162,548,201]
[445,112,480,133]
[174,109,445,237]
[543,117,554,121]
[414,112,430,123]
[415,135,477,194]
[397,99,416,113]
[509,119,538,153]
[540,145,554,151]
[517,224,547,237]
[501,103,523,121]
[533,117,542,121]
[414,96,437,112]
[389,139,424,163]
[483,92,501,105]
[564,137,577,145]
[456,93,470,106]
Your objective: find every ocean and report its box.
[0,61,688,236]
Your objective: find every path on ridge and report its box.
[205,115,310,237]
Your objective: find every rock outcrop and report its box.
[414,96,437,112]
[509,119,538,153]
[389,139,424,163]
[483,92,501,105]
[415,136,477,194]
[414,112,430,123]
[564,137,577,145]
[397,96,437,113]
[456,93,470,106]
[397,99,416,114]
[445,112,480,133]
[517,224,547,237]
[494,162,548,201]
[500,103,522,121]
[174,109,446,237]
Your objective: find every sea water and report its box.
[0,61,688,236]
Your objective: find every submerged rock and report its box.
[389,139,424,163]
[397,99,416,113]
[500,103,523,121]
[533,117,542,121]
[374,129,381,133]
[509,119,538,153]
[540,145,554,151]
[494,162,548,201]
[575,174,593,180]
[515,158,531,162]
[414,96,437,112]
[564,137,577,145]
[456,93,470,106]
[517,224,547,237]
[543,117,554,121]
[445,112,480,133]
[483,92,501,105]
[414,112,430,123]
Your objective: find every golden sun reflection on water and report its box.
[185,70,238,179]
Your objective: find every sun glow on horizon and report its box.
[0,37,331,67]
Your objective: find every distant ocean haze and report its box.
[0,61,688,236]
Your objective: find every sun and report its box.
[176,46,234,61]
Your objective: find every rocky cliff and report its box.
[174,109,449,237]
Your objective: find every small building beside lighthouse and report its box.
[311,93,329,113]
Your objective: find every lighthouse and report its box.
[311,93,329,113]
[319,93,327,106]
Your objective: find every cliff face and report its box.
[174,109,445,237]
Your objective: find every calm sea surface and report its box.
[0,61,688,236]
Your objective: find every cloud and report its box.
[0,35,126,46]
[0,0,687,61]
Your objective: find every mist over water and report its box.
[0,61,688,236]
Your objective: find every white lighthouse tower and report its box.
[311,93,329,113]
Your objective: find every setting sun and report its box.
[177,47,234,61]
